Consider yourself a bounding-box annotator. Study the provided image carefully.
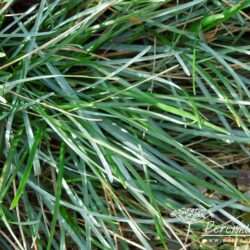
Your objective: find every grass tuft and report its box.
[0,0,250,249]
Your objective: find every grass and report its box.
[0,0,250,249]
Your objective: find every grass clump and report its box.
[0,0,250,249]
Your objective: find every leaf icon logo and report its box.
[170,207,206,224]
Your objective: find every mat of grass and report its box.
[0,0,250,249]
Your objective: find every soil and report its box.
[12,0,41,12]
